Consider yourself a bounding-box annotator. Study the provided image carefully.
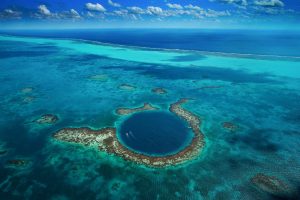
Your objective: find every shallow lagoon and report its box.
[0,33,300,199]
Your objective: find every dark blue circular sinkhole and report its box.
[118,111,193,156]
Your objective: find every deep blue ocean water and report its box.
[0,30,299,200]
[119,111,192,156]
[1,29,300,57]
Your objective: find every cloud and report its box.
[55,9,82,19]
[127,6,145,14]
[119,4,232,20]
[205,9,231,17]
[69,9,81,19]
[38,5,51,16]
[147,6,163,15]
[254,0,284,7]
[111,9,139,20]
[86,3,106,12]
[19,2,234,22]
[252,6,290,15]
[166,3,183,9]
[35,5,81,20]
[0,9,22,19]
[184,4,203,11]
[108,0,121,8]
[211,0,248,6]
[112,9,127,16]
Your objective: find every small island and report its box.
[115,103,159,115]
[53,99,205,168]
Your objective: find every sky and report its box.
[0,0,299,29]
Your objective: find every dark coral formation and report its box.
[0,149,8,156]
[251,173,292,197]
[116,103,159,115]
[6,159,30,167]
[35,114,59,124]
[222,122,238,132]
[110,182,121,192]
[151,88,167,94]
[53,99,205,167]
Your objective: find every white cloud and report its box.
[118,4,232,20]
[27,2,235,21]
[166,3,183,9]
[35,5,82,20]
[4,9,17,15]
[113,9,127,16]
[86,11,94,17]
[0,9,22,19]
[69,9,81,19]
[184,4,203,11]
[127,6,144,14]
[205,9,231,17]
[38,5,51,16]
[111,9,140,20]
[86,3,106,12]
[55,9,82,19]
[254,0,284,7]
[108,0,121,8]
[147,6,163,15]
[211,0,248,6]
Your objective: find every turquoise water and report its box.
[0,34,299,199]
[119,111,192,156]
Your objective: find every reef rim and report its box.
[53,99,205,168]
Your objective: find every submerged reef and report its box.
[19,87,35,103]
[6,159,30,168]
[251,173,292,197]
[222,122,238,132]
[0,143,8,156]
[151,88,167,94]
[35,114,59,124]
[53,99,205,167]
[23,96,35,103]
[88,74,108,81]
[0,149,8,156]
[118,84,136,90]
[197,85,223,90]
[21,87,33,94]
[116,103,159,116]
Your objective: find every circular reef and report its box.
[118,111,193,156]
[53,99,205,167]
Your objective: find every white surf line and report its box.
[1,34,300,79]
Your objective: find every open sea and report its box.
[0,29,300,200]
